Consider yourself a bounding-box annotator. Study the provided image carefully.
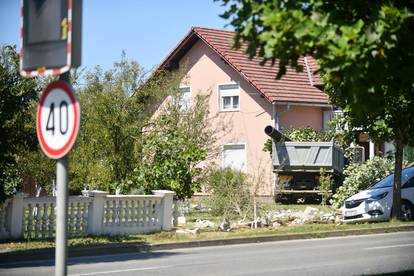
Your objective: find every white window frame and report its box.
[221,143,247,172]
[323,109,345,131]
[218,83,240,112]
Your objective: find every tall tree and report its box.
[0,45,40,202]
[70,54,150,193]
[135,88,214,200]
[219,0,414,219]
[69,54,181,194]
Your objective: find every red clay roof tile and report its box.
[156,27,329,105]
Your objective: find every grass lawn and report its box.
[1,218,413,253]
[183,203,335,227]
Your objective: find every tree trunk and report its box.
[391,131,404,220]
[253,197,257,229]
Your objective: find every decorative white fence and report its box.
[0,190,174,240]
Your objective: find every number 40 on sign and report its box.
[37,81,80,159]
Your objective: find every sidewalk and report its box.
[1,224,413,264]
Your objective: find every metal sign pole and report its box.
[55,72,70,276]
[21,2,81,274]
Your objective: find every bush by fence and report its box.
[330,157,394,208]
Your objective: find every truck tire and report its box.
[275,194,292,204]
[401,200,414,221]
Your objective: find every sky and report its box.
[0,0,231,72]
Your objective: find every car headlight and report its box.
[365,192,388,203]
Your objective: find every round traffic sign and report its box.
[37,81,80,159]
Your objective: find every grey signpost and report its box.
[20,1,82,276]
[56,125,69,276]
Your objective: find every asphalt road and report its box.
[1,231,413,276]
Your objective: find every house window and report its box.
[177,86,191,111]
[222,144,246,171]
[219,84,240,111]
[322,110,334,131]
[323,109,345,131]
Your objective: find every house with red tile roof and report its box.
[153,27,336,199]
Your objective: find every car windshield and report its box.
[371,174,394,189]
[370,167,414,189]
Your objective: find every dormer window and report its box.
[219,84,240,112]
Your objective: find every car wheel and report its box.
[401,200,414,221]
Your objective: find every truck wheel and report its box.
[401,200,414,221]
[275,194,287,204]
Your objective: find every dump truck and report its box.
[265,126,345,203]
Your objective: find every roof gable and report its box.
[156,27,329,105]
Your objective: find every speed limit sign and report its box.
[37,81,80,159]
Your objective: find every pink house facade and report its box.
[153,27,333,198]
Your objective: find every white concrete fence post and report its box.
[10,192,28,239]
[87,191,109,235]
[0,189,176,241]
[152,190,175,231]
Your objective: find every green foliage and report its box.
[15,149,55,194]
[0,163,23,199]
[0,45,40,202]
[219,0,414,219]
[72,59,141,192]
[326,112,356,149]
[219,0,414,128]
[262,138,272,154]
[319,168,333,206]
[0,49,211,197]
[70,53,169,194]
[135,89,213,200]
[330,157,394,209]
[404,146,414,164]
[204,168,251,219]
[13,99,56,194]
[283,127,334,142]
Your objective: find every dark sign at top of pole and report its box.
[20,0,82,77]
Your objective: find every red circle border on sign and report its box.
[37,81,80,159]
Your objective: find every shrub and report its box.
[134,92,212,200]
[330,157,394,208]
[319,168,333,205]
[0,164,23,203]
[262,138,272,155]
[283,127,334,142]
[204,168,251,219]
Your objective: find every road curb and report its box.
[1,225,414,263]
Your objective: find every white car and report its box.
[343,167,414,223]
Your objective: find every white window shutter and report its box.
[222,144,246,171]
